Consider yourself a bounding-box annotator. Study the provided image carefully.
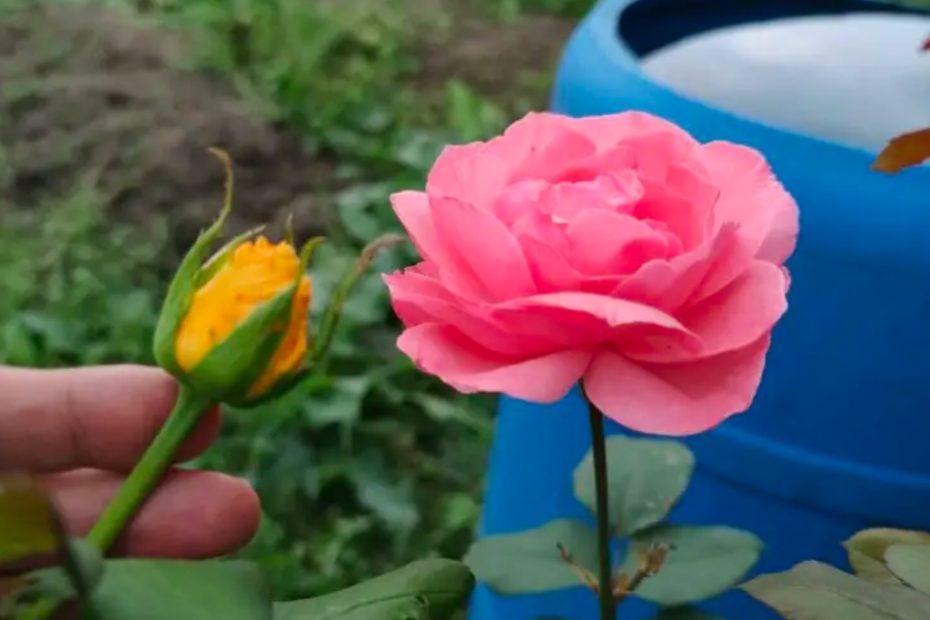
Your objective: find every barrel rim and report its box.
[568,0,930,165]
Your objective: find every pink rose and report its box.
[385,112,798,435]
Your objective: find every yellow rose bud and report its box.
[174,235,312,400]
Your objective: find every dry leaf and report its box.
[873,127,930,173]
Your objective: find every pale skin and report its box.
[0,365,261,558]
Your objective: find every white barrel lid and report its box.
[641,13,930,152]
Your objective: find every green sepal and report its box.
[233,368,310,409]
[197,225,267,287]
[298,236,326,274]
[186,283,296,403]
[310,234,402,366]
[153,221,227,376]
[153,148,235,375]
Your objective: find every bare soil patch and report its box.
[0,1,576,246]
[415,0,575,101]
[0,4,334,246]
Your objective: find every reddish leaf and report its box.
[873,127,930,173]
[922,33,930,52]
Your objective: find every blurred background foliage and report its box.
[1,0,928,604]
[0,0,593,602]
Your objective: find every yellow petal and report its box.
[175,237,312,395]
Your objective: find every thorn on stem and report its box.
[614,542,673,602]
[557,542,600,593]
[612,572,630,598]
[641,542,671,577]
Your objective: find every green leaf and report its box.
[573,435,694,536]
[335,184,389,243]
[654,608,724,620]
[0,477,102,620]
[89,559,272,620]
[304,376,370,427]
[465,519,597,594]
[0,539,104,620]
[445,79,507,142]
[353,460,419,532]
[846,529,930,585]
[742,561,930,620]
[1,567,71,619]
[886,545,930,596]
[624,525,762,606]
[273,559,473,620]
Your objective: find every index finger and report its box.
[0,365,220,473]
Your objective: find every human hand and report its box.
[0,365,260,558]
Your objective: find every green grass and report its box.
[0,176,495,599]
[136,0,418,162]
[0,185,170,367]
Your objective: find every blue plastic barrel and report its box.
[470,1,930,618]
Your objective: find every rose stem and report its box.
[587,397,616,620]
[86,384,212,551]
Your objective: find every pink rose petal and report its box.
[694,142,799,298]
[385,271,559,357]
[387,112,797,435]
[516,233,629,296]
[540,172,643,221]
[398,323,593,402]
[488,113,597,183]
[492,179,548,227]
[450,147,514,210]
[567,111,698,154]
[502,292,688,331]
[511,209,570,253]
[426,143,482,198]
[518,235,583,293]
[583,336,771,436]
[430,195,537,301]
[633,163,717,253]
[614,223,740,313]
[391,190,487,300]
[551,145,637,183]
[622,261,788,362]
[495,292,703,356]
[626,130,698,180]
[679,261,789,358]
[566,209,669,276]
